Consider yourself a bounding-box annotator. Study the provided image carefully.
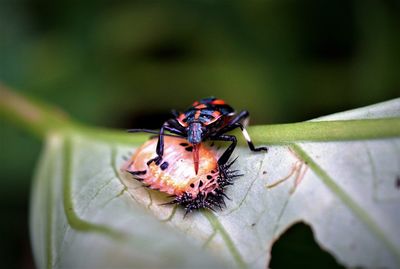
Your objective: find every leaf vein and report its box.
[291,144,400,266]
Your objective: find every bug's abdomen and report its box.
[124,137,220,197]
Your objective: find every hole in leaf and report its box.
[269,222,344,269]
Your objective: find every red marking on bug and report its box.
[178,113,188,127]
[212,111,221,119]
[195,104,207,109]
[211,99,226,105]
[194,110,201,120]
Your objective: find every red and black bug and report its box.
[123,137,241,214]
[128,97,268,174]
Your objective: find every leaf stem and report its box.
[0,83,74,138]
[246,118,400,145]
[1,83,399,145]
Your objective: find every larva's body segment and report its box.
[123,137,240,214]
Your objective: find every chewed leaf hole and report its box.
[269,222,344,269]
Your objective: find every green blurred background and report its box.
[0,1,399,268]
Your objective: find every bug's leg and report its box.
[126,169,147,182]
[128,118,185,137]
[222,110,267,151]
[216,110,250,135]
[146,123,167,166]
[128,170,147,176]
[218,121,268,153]
[211,134,237,181]
[163,119,187,138]
[214,110,250,135]
[228,110,250,126]
[146,119,186,166]
[236,123,268,152]
[165,118,186,133]
[127,129,181,137]
[171,109,180,118]
[211,134,237,167]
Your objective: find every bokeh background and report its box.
[1,1,399,268]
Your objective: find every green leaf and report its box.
[1,85,399,268]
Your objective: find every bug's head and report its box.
[187,122,205,175]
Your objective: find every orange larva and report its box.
[123,136,240,214]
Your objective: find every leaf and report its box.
[30,133,230,269]
[27,98,400,269]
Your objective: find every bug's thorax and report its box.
[177,97,235,128]
[187,122,203,145]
